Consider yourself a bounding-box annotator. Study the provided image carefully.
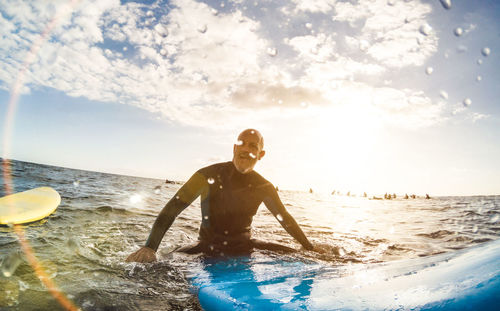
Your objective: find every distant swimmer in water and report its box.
[126,129,314,263]
[309,188,313,194]
[404,193,409,199]
[426,194,431,199]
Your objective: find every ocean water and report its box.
[0,159,499,310]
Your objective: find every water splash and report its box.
[1,251,23,278]
[453,27,463,37]
[439,0,452,10]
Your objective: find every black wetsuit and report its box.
[145,162,312,255]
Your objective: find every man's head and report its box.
[232,129,265,174]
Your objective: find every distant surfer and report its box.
[126,129,314,263]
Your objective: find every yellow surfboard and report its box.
[0,187,61,225]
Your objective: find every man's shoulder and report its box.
[250,170,274,188]
[197,161,232,175]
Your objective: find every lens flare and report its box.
[1,1,81,310]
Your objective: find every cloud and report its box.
[0,0,455,131]
[291,0,334,13]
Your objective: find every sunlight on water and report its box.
[129,194,142,204]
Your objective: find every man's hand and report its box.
[126,246,157,263]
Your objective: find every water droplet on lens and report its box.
[305,23,312,29]
[197,24,207,34]
[154,24,168,37]
[207,178,215,184]
[211,8,218,15]
[224,230,228,235]
[204,215,209,220]
[477,59,483,65]
[439,90,448,100]
[267,47,278,57]
[453,27,463,37]
[476,75,482,82]
[276,214,284,222]
[278,99,283,105]
[220,252,224,256]
[481,47,490,57]
[387,0,395,6]
[425,67,433,75]
[223,241,228,245]
[219,185,223,189]
[146,10,154,17]
[220,2,225,8]
[463,98,472,107]
[160,49,167,56]
[1,252,23,278]
[175,195,180,200]
[439,0,452,10]
[419,24,432,36]
[123,47,128,52]
[154,188,161,194]
[66,238,80,253]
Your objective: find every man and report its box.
[126,129,314,263]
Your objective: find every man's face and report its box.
[232,130,265,174]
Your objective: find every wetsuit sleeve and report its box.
[145,171,207,251]
[262,186,314,250]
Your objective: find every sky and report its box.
[0,0,499,196]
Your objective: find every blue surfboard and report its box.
[187,239,500,310]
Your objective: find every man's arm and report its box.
[126,171,207,262]
[262,186,314,250]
